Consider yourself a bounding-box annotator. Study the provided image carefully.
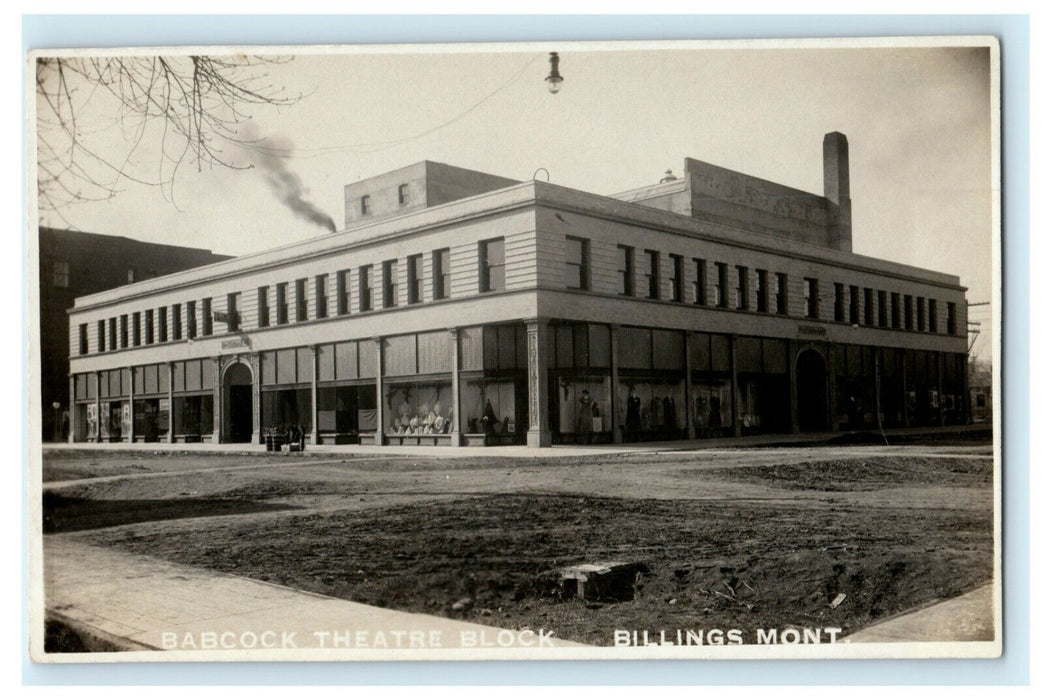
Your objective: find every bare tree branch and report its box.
[35,54,298,216]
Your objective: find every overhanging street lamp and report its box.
[545,52,563,94]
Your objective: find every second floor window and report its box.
[78,324,88,355]
[383,260,399,308]
[227,292,241,332]
[756,269,768,312]
[863,287,875,327]
[669,254,684,302]
[173,304,182,340]
[336,270,351,315]
[645,250,660,300]
[849,285,860,324]
[407,254,422,304]
[187,301,197,339]
[735,266,748,310]
[947,302,957,335]
[878,290,888,328]
[565,237,590,291]
[834,283,845,322]
[316,274,328,319]
[158,306,168,342]
[433,249,451,300]
[775,273,788,314]
[360,265,373,312]
[276,283,289,325]
[295,279,308,321]
[715,263,728,308]
[120,315,129,348]
[254,286,267,328]
[479,238,505,293]
[617,245,634,296]
[132,312,142,346]
[398,183,410,205]
[360,195,371,216]
[891,293,901,329]
[693,258,706,305]
[202,298,213,336]
[804,278,819,319]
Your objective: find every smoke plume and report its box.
[252,135,336,232]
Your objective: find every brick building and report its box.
[39,227,231,440]
[64,133,968,447]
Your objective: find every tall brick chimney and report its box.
[823,132,853,252]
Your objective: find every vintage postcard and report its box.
[27,36,1000,662]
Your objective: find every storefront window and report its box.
[133,398,167,441]
[618,378,686,441]
[462,378,519,438]
[261,388,312,434]
[689,379,733,437]
[384,381,453,436]
[555,376,611,442]
[173,395,213,438]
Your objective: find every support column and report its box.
[126,366,135,443]
[729,335,741,438]
[525,318,552,447]
[684,332,695,439]
[94,371,102,443]
[67,375,75,443]
[166,363,175,443]
[449,328,462,446]
[788,341,800,434]
[250,352,261,444]
[212,358,221,443]
[309,345,319,445]
[873,347,883,431]
[900,349,910,428]
[373,337,384,446]
[936,350,944,426]
[609,325,622,444]
[827,343,838,432]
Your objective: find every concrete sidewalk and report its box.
[43,423,990,459]
[42,537,582,656]
[844,585,996,643]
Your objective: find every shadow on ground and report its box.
[43,493,298,533]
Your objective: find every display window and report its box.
[689,378,734,438]
[617,377,686,442]
[316,384,376,442]
[384,381,453,437]
[554,376,610,443]
[172,394,213,440]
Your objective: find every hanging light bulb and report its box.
[545,52,564,94]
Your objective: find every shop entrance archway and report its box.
[223,362,253,443]
[796,349,829,432]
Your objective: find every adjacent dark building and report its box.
[39,227,231,440]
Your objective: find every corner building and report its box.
[66,134,969,447]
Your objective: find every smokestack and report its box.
[823,132,852,252]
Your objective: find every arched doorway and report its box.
[796,349,829,432]
[223,362,253,443]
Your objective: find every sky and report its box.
[33,40,996,362]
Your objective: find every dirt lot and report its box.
[42,444,994,646]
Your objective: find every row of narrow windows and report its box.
[609,244,958,335]
[75,235,958,355]
[77,240,507,355]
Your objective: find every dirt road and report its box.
[41,444,995,646]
